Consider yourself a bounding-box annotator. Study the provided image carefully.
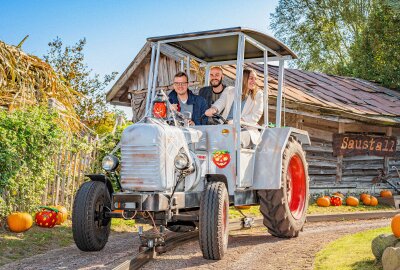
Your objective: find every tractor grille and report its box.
[120,144,164,191]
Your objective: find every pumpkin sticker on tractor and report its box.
[212,150,231,168]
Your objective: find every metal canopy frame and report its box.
[145,30,289,178]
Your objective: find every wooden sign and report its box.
[333,134,397,157]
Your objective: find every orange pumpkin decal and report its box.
[316,197,330,207]
[370,196,378,206]
[346,196,359,207]
[7,212,33,233]
[360,193,369,201]
[212,150,231,169]
[392,214,400,238]
[380,190,393,198]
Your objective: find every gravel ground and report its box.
[1,218,390,270]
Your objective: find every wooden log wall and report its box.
[282,112,400,194]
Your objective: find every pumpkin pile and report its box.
[35,206,68,228]
[315,192,380,207]
[360,193,378,206]
[371,214,400,269]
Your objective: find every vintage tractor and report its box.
[72,27,310,260]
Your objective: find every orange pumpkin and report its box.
[363,195,372,206]
[392,214,400,238]
[316,197,330,207]
[333,192,345,199]
[380,190,393,198]
[323,195,331,200]
[360,193,369,201]
[346,196,359,207]
[7,212,33,233]
[51,205,68,225]
[370,196,378,206]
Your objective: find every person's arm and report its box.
[204,88,228,116]
[241,91,263,124]
[198,97,208,125]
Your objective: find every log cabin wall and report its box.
[280,111,400,194]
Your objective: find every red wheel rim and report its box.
[287,154,306,220]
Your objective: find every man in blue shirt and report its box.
[168,72,208,125]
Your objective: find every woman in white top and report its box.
[205,68,264,148]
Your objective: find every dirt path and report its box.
[1,218,390,270]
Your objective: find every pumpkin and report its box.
[392,214,400,238]
[7,212,33,233]
[330,196,342,206]
[333,192,345,199]
[380,190,393,198]
[360,193,369,201]
[362,195,371,206]
[50,205,68,225]
[382,247,400,270]
[346,196,359,207]
[371,233,399,261]
[370,196,378,206]
[35,208,58,228]
[323,195,331,200]
[316,197,330,207]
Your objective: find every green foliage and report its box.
[0,107,63,216]
[271,0,373,73]
[349,0,400,89]
[43,37,120,128]
[270,0,400,89]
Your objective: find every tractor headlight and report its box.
[174,152,189,170]
[102,155,119,172]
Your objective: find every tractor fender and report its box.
[85,174,114,195]
[252,127,310,190]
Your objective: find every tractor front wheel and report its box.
[72,181,111,251]
[199,181,229,260]
[258,136,309,238]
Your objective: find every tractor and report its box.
[72,27,310,260]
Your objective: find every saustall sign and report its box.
[333,134,397,157]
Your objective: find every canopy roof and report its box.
[147,27,297,62]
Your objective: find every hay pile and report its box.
[0,40,82,132]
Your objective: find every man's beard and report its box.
[210,78,222,87]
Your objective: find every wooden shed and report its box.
[107,42,400,194]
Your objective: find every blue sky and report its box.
[1,0,280,114]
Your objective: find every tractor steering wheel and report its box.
[201,113,228,125]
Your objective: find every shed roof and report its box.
[147,27,297,62]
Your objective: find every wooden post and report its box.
[384,127,393,174]
[336,122,344,183]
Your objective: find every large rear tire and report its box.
[258,136,309,238]
[199,181,229,260]
[72,181,111,251]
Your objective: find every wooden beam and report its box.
[336,122,344,183]
[384,127,393,174]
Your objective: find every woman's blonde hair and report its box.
[242,68,258,101]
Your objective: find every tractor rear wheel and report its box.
[258,136,309,238]
[199,181,229,260]
[72,181,111,251]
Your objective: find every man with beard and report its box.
[198,66,234,112]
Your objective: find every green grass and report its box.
[228,203,394,219]
[0,218,137,266]
[307,204,394,215]
[314,226,391,270]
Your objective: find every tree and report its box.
[349,0,400,89]
[270,0,373,73]
[44,38,121,130]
